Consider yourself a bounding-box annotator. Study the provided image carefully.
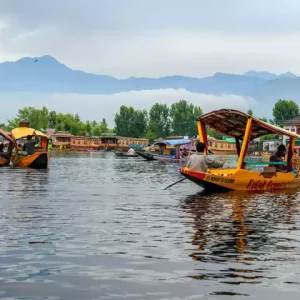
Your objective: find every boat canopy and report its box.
[153,139,192,146]
[0,129,13,143]
[11,127,50,140]
[198,109,300,140]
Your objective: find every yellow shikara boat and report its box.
[0,129,14,167]
[11,123,50,169]
[180,109,300,192]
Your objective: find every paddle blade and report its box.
[161,178,187,190]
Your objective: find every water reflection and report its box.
[1,152,300,299]
[182,191,300,290]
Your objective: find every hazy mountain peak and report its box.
[243,70,277,80]
[244,70,298,80]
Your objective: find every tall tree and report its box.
[170,100,202,136]
[114,106,147,137]
[48,111,57,128]
[247,109,253,116]
[99,118,108,133]
[272,99,299,126]
[6,106,49,130]
[147,103,170,138]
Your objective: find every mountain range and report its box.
[0,55,300,105]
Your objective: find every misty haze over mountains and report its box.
[1,55,300,99]
[0,55,300,125]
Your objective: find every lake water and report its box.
[0,151,300,299]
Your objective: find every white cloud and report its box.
[0,0,300,77]
[0,89,258,127]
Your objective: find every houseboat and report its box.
[0,129,13,166]
[70,136,102,151]
[207,136,236,154]
[180,109,300,192]
[50,131,73,149]
[69,133,149,151]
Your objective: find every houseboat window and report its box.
[220,143,223,148]
[291,128,295,132]
[77,140,80,144]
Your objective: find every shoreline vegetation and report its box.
[0,99,299,142]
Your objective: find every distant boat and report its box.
[114,151,138,157]
[136,139,193,162]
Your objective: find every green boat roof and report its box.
[221,136,235,143]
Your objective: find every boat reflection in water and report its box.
[181,191,300,289]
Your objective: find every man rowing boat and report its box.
[185,141,226,172]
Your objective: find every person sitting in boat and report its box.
[269,144,287,172]
[22,132,39,156]
[144,144,151,152]
[126,148,135,155]
[181,148,190,157]
[185,141,226,172]
[0,143,4,157]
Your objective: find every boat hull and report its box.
[180,167,300,192]
[115,152,138,157]
[0,156,10,167]
[12,152,49,169]
[136,151,189,162]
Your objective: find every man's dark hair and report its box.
[27,135,32,140]
[277,144,286,152]
[196,141,206,152]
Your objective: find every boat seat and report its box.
[260,166,277,178]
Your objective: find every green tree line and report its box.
[1,106,112,136]
[1,99,299,140]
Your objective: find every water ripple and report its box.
[0,152,300,299]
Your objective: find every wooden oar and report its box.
[161,178,187,190]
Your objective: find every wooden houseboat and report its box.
[117,136,149,151]
[50,132,73,149]
[70,136,102,151]
[207,137,237,154]
[180,109,300,193]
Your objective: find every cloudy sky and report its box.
[1,0,300,78]
[0,0,299,125]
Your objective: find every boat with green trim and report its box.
[180,109,300,192]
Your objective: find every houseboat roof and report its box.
[12,127,50,140]
[282,116,300,126]
[0,129,13,143]
[153,139,192,146]
[198,109,300,140]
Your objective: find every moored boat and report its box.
[180,109,300,192]
[11,121,50,169]
[0,129,13,166]
[114,151,138,157]
[137,139,193,162]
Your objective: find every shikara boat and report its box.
[114,151,138,157]
[11,124,50,169]
[0,129,13,166]
[180,109,300,192]
[136,139,193,162]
